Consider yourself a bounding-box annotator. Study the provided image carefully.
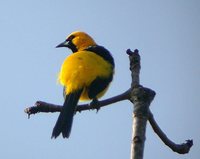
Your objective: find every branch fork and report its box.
[24,49,193,158]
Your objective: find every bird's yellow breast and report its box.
[58,51,113,100]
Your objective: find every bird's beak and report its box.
[56,40,69,48]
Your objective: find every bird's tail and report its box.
[51,89,83,138]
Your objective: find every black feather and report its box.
[51,89,83,138]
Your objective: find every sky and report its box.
[0,0,199,159]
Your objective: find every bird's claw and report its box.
[89,99,100,113]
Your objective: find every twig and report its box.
[24,89,131,118]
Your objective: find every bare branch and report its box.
[24,89,131,117]
[24,48,193,158]
[148,111,193,154]
[128,49,155,159]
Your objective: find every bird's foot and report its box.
[89,98,100,113]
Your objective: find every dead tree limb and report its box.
[128,49,155,159]
[24,49,193,157]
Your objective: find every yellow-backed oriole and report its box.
[52,31,114,138]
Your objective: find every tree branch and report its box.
[128,49,156,159]
[24,49,193,157]
[148,111,193,154]
[24,89,131,118]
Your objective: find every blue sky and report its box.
[0,0,199,159]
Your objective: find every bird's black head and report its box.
[56,35,77,53]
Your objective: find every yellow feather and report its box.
[58,50,113,100]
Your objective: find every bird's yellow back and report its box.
[59,50,113,100]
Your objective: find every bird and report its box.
[52,31,115,138]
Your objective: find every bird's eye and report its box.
[66,35,75,41]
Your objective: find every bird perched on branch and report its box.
[52,31,115,138]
